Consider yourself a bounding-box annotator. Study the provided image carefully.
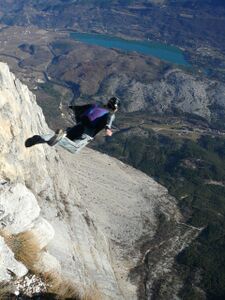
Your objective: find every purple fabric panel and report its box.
[84,105,108,122]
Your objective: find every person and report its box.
[25,97,120,150]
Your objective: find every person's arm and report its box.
[105,113,115,136]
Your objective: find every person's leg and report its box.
[25,124,85,148]
[25,129,66,148]
[47,129,66,146]
[66,123,85,141]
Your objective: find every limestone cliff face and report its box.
[0,62,122,299]
[0,62,197,299]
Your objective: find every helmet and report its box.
[107,97,120,110]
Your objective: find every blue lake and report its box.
[70,32,190,66]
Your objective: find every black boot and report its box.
[25,135,46,147]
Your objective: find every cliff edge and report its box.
[0,62,198,299]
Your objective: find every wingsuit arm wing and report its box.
[69,104,92,123]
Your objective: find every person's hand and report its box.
[105,129,113,136]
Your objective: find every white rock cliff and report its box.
[0,62,196,299]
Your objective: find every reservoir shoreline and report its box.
[70,31,190,66]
